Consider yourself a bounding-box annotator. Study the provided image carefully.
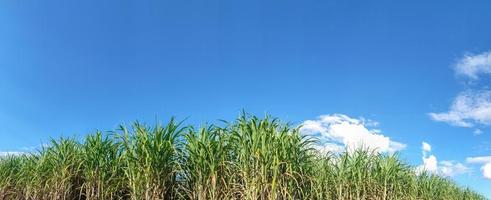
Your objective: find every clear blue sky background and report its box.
[1,0,491,196]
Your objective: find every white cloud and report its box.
[455,51,491,79]
[418,142,438,173]
[429,90,491,127]
[473,129,483,135]
[300,114,406,153]
[422,142,432,152]
[0,151,25,157]
[316,143,345,154]
[440,160,471,177]
[430,51,491,129]
[420,154,438,173]
[417,142,469,177]
[429,51,491,178]
[482,163,491,179]
[466,155,491,179]
[466,156,491,164]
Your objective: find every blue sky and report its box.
[1,0,491,196]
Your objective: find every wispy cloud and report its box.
[430,51,491,130]
[440,161,471,177]
[430,50,491,179]
[473,128,483,135]
[455,51,491,79]
[429,90,491,127]
[417,142,470,177]
[300,114,406,153]
[466,156,491,164]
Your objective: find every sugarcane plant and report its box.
[0,113,486,200]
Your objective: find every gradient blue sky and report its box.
[2,0,491,196]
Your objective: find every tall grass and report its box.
[0,113,486,200]
[118,120,184,200]
[81,132,124,199]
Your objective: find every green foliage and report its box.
[0,114,486,200]
[118,119,184,200]
[81,132,125,199]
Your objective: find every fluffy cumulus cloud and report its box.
[300,114,406,153]
[483,163,491,179]
[455,51,491,79]
[418,142,437,173]
[420,155,438,173]
[429,90,491,127]
[417,142,470,177]
[466,156,491,179]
